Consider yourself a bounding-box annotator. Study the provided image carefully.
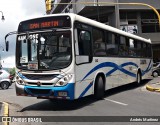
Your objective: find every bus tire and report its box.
[152,71,159,77]
[136,71,142,85]
[94,76,105,99]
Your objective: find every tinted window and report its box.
[93,28,106,56]
[147,44,152,58]
[77,30,91,55]
[142,43,147,57]
[106,32,119,56]
[129,39,136,57]
[119,36,128,56]
[137,41,142,57]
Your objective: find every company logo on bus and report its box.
[37,81,42,86]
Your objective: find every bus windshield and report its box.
[16,30,72,70]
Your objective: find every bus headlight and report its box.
[55,74,72,86]
[16,76,25,85]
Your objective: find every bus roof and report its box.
[19,13,151,44]
[72,14,151,44]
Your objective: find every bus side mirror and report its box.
[5,31,17,52]
[6,41,9,51]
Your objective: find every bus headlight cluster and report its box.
[55,74,72,86]
[16,75,25,85]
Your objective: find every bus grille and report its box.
[27,88,51,95]
[22,74,58,80]
[27,82,54,86]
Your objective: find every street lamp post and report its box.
[0,11,5,21]
[96,0,100,22]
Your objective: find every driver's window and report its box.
[21,40,28,63]
[77,30,91,55]
[31,39,38,61]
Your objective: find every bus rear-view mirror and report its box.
[6,41,9,51]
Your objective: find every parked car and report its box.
[152,62,160,77]
[0,69,12,89]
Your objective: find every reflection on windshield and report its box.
[16,31,71,70]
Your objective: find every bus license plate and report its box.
[58,92,67,97]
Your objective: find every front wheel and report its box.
[94,76,105,99]
[0,81,10,89]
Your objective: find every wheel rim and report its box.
[1,82,8,89]
[153,72,158,77]
[137,73,140,84]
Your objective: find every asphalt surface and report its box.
[0,77,160,125]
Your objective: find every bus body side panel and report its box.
[74,57,152,99]
[119,58,138,85]
[140,58,152,79]
[74,63,94,99]
[74,57,120,99]
[101,58,120,89]
[119,58,152,85]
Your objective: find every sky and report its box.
[0,0,46,68]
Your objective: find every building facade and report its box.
[50,0,160,62]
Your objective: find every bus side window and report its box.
[119,36,128,56]
[137,41,142,57]
[147,44,152,58]
[106,32,118,56]
[92,28,106,56]
[77,30,91,55]
[142,43,147,58]
[129,39,136,57]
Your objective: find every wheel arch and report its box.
[0,79,11,86]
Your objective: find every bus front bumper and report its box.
[15,83,75,100]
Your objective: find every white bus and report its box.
[6,13,152,100]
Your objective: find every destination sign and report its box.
[18,16,71,32]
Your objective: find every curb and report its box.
[146,85,160,92]
[1,102,9,125]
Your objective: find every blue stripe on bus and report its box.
[82,62,139,81]
[106,62,138,77]
[78,82,93,98]
[78,60,152,98]
[82,61,151,81]
[142,60,152,76]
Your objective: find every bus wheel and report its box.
[136,72,141,85]
[152,71,159,77]
[94,76,105,99]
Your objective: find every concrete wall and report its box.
[75,0,117,13]
[138,33,160,44]
[119,0,160,9]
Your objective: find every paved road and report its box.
[0,77,160,125]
